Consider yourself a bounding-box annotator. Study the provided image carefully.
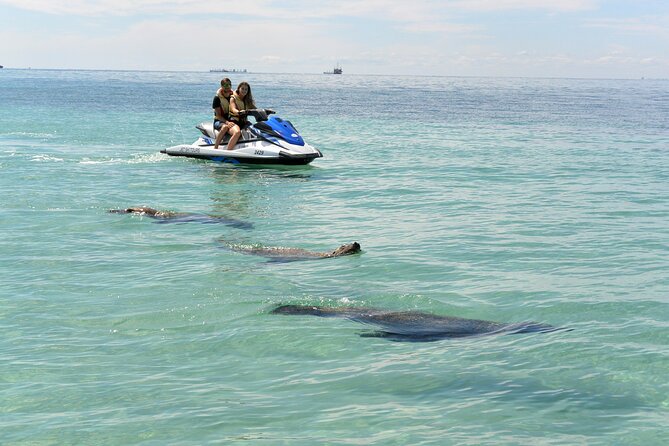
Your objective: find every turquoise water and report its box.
[1,69,668,444]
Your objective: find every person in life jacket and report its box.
[212,78,241,150]
[229,81,256,129]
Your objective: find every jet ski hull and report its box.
[162,140,321,165]
[162,118,322,165]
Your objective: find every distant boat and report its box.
[210,68,247,73]
[324,64,342,75]
[0,65,3,69]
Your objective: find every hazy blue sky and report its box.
[0,0,667,78]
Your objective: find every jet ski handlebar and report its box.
[243,108,276,122]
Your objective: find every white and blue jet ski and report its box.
[161,109,322,165]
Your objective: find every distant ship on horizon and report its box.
[210,68,247,73]
[324,63,342,75]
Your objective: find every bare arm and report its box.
[229,96,240,118]
[214,105,226,121]
[213,94,226,121]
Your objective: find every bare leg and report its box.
[226,124,242,150]
[214,124,226,149]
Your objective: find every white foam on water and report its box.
[79,152,167,165]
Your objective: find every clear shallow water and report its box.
[1,69,668,445]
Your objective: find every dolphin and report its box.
[109,206,253,229]
[221,241,361,262]
[271,304,568,342]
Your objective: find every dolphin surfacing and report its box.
[109,206,252,229]
[271,305,567,342]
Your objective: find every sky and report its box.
[0,0,667,78]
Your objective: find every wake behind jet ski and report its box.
[161,109,322,165]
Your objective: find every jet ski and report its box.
[161,109,322,165]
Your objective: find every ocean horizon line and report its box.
[1,66,665,82]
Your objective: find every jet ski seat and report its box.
[196,123,216,139]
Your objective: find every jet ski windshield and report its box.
[254,115,304,146]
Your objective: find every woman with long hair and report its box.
[229,81,256,129]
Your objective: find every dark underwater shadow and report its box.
[208,163,316,181]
